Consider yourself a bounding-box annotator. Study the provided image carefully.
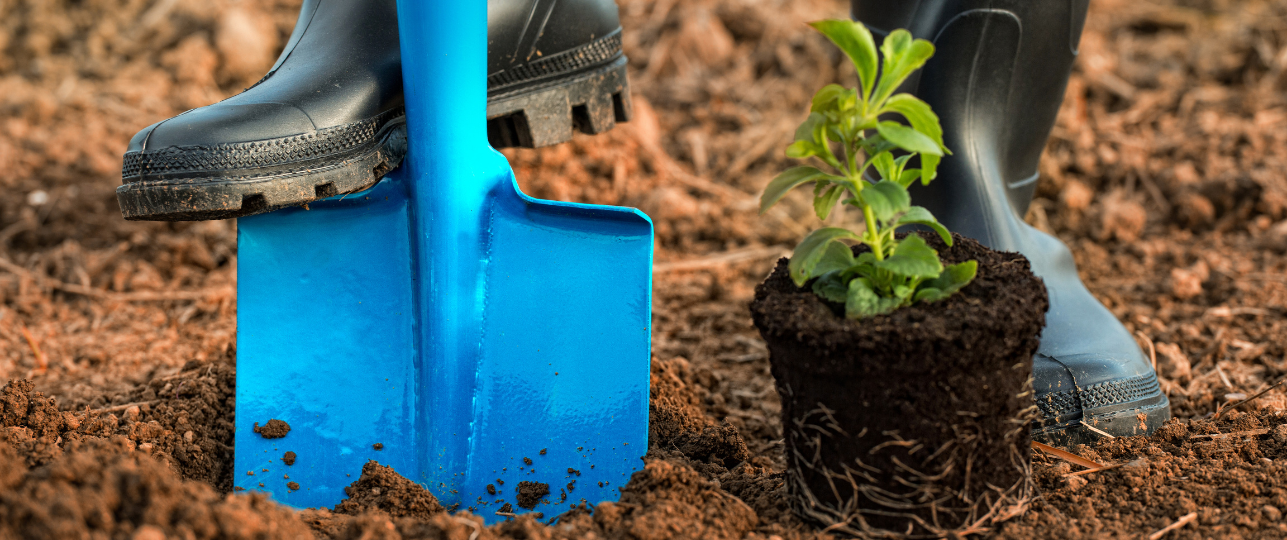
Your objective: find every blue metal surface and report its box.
[234,0,653,523]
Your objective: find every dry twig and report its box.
[1214,379,1285,419]
[1065,462,1125,477]
[1079,421,1116,439]
[1031,441,1103,469]
[1147,512,1197,540]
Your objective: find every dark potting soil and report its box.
[253,419,290,439]
[283,451,296,466]
[335,460,445,519]
[750,231,1049,536]
[516,481,550,510]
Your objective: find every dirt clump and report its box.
[335,460,445,519]
[283,451,296,466]
[253,419,290,439]
[515,481,550,510]
[0,439,314,539]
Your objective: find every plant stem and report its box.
[863,205,883,260]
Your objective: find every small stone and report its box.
[1273,424,1287,443]
[371,487,381,496]
[132,525,166,540]
[124,405,141,420]
[1264,505,1282,522]
[1065,475,1088,492]
[138,443,153,453]
[1122,459,1150,475]
[1051,462,1072,475]
[1263,458,1274,466]
[183,430,194,443]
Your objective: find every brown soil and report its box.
[3,0,1287,538]
[751,233,1048,536]
[515,481,551,510]
[254,419,291,439]
[335,461,445,519]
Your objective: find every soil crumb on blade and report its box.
[515,481,549,510]
[335,460,444,519]
[252,419,290,439]
[282,451,296,466]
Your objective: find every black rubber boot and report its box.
[118,0,632,221]
[851,0,1170,445]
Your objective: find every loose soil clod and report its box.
[515,481,550,510]
[335,460,445,519]
[252,419,290,439]
[283,451,296,466]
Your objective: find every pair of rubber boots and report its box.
[117,0,1169,444]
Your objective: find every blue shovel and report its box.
[232,1,653,523]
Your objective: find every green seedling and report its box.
[759,20,977,319]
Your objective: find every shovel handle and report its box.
[398,1,487,156]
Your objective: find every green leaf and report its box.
[895,206,953,245]
[881,95,945,150]
[845,278,902,319]
[920,259,977,300]
[876,122,943,156]
[912,287,948,302]
[859,180,911,223]
[882,94,948,183]
[811,84,857,114]
[761,166,830,214]
[869,152,897,183]
[895,168,921,188]
[814,184,846,220]
[785,140,817,159]
[872,29,935,106]
[813,240,856,276]
[812,271,850,303]
[809,20,878,100]
[788,227,862,285]
[794,112,826,143]
[875,234,943,278]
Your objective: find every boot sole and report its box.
[486,55,632,148]
[118,57,631,221]
[1032,376,1171,446]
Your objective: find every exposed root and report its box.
[785,389,1038,539]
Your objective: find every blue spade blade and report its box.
[233,0,653,524]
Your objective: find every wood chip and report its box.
[1032,441,1104,469]
[1080,421,1116,439]
[1065,462,1125,477]
[1148,512,1198,540]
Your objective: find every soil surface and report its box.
[3,0,1287,538]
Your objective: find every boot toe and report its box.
[140,102,318,152]
[1028,229,1170,445]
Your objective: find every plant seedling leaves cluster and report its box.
[760,19,976,319]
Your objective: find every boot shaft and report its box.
[852,0,1089,226]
